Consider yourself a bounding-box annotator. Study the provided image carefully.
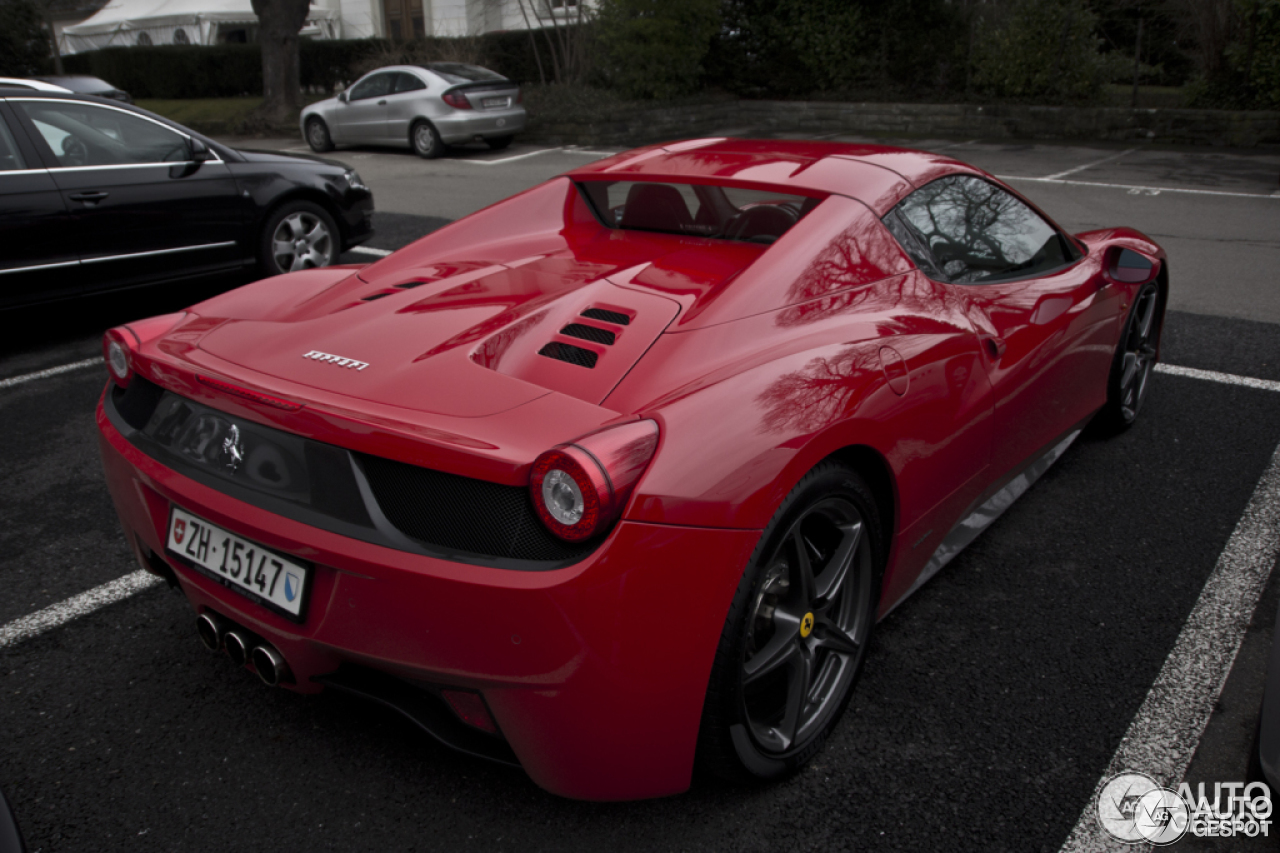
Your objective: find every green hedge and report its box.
[61,34,549,100]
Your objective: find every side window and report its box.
[15,101,190,168]
[0,118,27,171]
[888,175,1074,284]
[349,74,394,101]
[394,73,426,94]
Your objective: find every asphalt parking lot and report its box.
[1,131,1279,851]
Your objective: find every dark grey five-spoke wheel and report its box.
[699,462,882,782]
[742,496,873,755]
[1100,280,1162,430]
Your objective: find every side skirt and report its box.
[886,425,1084,615]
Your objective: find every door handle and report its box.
[69,191,109,204]
[982,336,1007,359]
[377,99,387,105]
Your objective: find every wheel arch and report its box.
[828,444,897,559]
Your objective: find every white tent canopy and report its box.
[62,0,340,53]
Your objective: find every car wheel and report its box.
[1099,280,1162,431]
[306,118,334,153]
[260,201,339,276]
[487,135,514,151]
[697,461,882,782]
[411,120,444,159]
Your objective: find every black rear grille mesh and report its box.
[581,308,630,326]
[538,342,598,368]
[560,323,616,345]
[358,454,595,562]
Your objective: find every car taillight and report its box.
[515,89,523,104]
[103,327,136,388]
[442,90,472,110]
[530,420,659,542]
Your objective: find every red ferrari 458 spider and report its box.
[97,138,1166,800]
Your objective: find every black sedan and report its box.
[0,89,374,310]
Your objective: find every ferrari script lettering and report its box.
[302,350,369,371]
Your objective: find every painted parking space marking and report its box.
[348,246,393,257]
[455,147,565,165]
[1043,147,1140,180]
[0,570,164,650]
[1058,439,1280,852]
[999,174,1279,200]
[0,357,100,390]
[1155,363,1280,394]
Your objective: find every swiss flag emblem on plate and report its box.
[173,519,186,544]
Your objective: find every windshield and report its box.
[577,180,818,244]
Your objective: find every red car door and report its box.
[885,174,1121,481]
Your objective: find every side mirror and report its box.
[190,139,213,162]
[338,91,348,103]
[1107,247,1157,284]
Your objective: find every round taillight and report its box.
[529,420,660,543]
[103,328,135,387]
[530,449,605,542]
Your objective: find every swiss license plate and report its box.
[166,506,310,619]
[482,97,508,108]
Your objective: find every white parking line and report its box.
[1043,148,1139,180]
[1156,363,1280,394]
[1059,439,1280,852]
[999,174,1279,199]
[347,246,393,257]
[0,570,164,650]
[0,357,100,390]
[455,147,565,165]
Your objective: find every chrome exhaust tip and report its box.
[196,613,224,651]
[224,630,250,667]
[250,645,290,687]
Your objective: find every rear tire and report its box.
[411,120,444,159]
[697,461,883,783]
[305,118,334,153]
[487,135,514,150]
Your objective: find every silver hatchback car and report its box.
[301,63,526,158]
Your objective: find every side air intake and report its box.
[559,324,616,345]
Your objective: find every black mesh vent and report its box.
[580,308,630,326]
[362,292,391,301]
[395,280,426,289]
[112,376,166,430]
[357,454,596,563]
[537,342,598,368]
[559,323,616,345]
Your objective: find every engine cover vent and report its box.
[580,308,630,326]
[538,342,598,368]
[559,323,616,346]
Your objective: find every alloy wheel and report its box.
[271,212,333,272]
[1118,285,1160,421]
[741,496,873,755]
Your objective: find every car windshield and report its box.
[422,63,506,84]
[577,180,818,244]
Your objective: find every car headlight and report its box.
[343,170,369,192]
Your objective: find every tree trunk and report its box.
[250,0,310,124]
[44,13,64,75]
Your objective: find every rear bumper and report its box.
[434,107,527,144]
[96,390,758,800]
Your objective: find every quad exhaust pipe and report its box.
[196,613,292,686]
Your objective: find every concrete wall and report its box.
[525,100,1280,149]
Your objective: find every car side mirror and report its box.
[190,139,213,162]
[1107,247,1157,284]
[339,91,348,103]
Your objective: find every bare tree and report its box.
[514,0,593,85]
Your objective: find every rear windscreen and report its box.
[578,180,818,245]
[423,63,507,84]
